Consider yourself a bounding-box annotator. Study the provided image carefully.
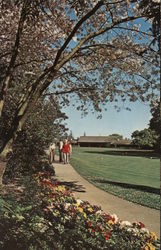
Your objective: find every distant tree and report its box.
[131,128,159,149]
[68,130,74,140]
[108,134,123,140]
[149,100,160,134]
[149,100,160,151]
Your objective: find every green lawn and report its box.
[70,147,160,209]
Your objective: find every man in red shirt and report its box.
[62,139,72,164]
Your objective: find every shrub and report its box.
[0,171,160,250]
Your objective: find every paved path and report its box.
[53,160,160,238]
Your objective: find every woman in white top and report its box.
[49,142,56,163]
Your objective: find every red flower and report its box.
[88,221,92,227]
[138,222,145,228]
[105,233,111,241]
[104,214,112,222]
[45,171,50,176]
[104,231,112,241]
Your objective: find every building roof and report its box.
[78,136,111,143]
[78,136,131,145]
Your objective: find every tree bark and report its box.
[0,1,27,117]
[0,104,32,183]
[0,161,7,186]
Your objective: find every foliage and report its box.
[2,97,68,182]
[0,175,51,250]
[149,100,160,152]
[108,134,123,140]
[68,130,75,141]
[0,0,160,155]
[139,0,160,46]
[131,100,160,151]
[0,171,159,249]
[149,101,160,134]
[131,129,159,149]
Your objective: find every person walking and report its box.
[49,142,56,163]
[59,139,63,162]
[62,139,71,164]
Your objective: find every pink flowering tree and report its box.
[0,0,160,159]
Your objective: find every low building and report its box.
[78,136,132,147]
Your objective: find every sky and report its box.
[63,100,152,139]
[58,6,156,140]
[61,9,155,140]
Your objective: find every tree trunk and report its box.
[0,143,11,186]
[0,162,6,187]
[0,86,42,183]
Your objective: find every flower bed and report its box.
[36,171,160,250]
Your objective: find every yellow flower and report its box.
[142,243,155,250]
[150,232,158,241]
[54,185,65,192]
[76,207,86,218]
[107,220,114,225]
[83,212,87,218]
[57,185,65,192]
[78,207,84,213]
[87,207,93,213]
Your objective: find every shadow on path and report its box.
[56,179,86,193]
[91,178,160,194]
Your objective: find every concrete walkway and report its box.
[53,160,160,238]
